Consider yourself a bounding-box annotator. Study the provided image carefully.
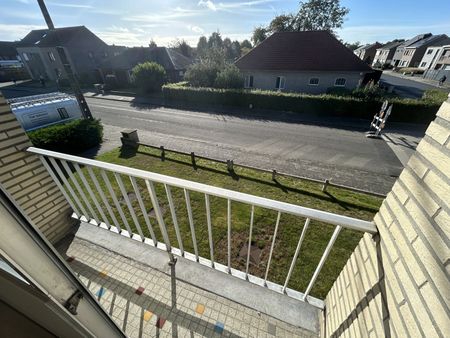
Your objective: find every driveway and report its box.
[380,73,436,98]
[85,97,404,194]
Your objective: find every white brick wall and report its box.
[324,99,450,337]
[0,93,75,243]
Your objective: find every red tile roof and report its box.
[235,31,372,72]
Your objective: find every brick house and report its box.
[16,26,125,84]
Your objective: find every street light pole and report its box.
[37,0,93,119]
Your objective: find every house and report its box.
[99,46,194,85]
[234,31,373,94]
[371,40,404,68]
[353,42,382,64]
[16,26,124,83]
[390,33,449,68]
[0,41,19,60]
[423,44,450,81]
[418,37,450,70]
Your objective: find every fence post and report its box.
[160,146,165,161]
[227,160,234,172]
[272,169,277,180]
[322,179,329,193]
[191,152,197,170]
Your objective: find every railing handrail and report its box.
[28,147,377,233]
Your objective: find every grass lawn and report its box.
[71,145,382,299]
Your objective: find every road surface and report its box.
[380,73,436,98]
[85,97,403,194]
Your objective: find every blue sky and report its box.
[2,0,450,46]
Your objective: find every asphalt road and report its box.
[380,73,435,98]
[86,98,402,194]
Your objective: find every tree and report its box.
[344,41,361,51]
[131,62,166,93]
[170,39,192,57]
[252,26,267,45]
[268,14,295,33]
[149,40,157,48]
[230,40,241,60]
[197,36,208,57]
[184,63,219,87]
[240,39,252,49]
[292,0,349,33]
[208,32,223,49]
[214,65,244,89]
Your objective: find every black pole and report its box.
[37,0,93,119]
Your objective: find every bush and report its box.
[131,62,166,93]
[162,83,440,124]
[184,63,220,87]
[422,89,449,103]
[28,119,103,154]
[398,67,424,75]
[214,65,244,89]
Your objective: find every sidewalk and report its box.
[383,70,450,90]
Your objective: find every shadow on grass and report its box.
[118,145,379,214]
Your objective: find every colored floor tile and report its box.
[195,303,205,315]
[156,317,166,329]
[66,256,75,262]
[214,321,224,334]
[268,323,277,336]
[135,286,145,295]
[143,311,153,321]
[96,287,106,298]
[99,270,107,277]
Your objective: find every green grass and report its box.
[69,145,382,299]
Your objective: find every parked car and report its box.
[7,92,82,131]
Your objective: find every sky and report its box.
[2,0,450,47]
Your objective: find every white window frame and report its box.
[275,76,285,90]
[308,78,319,86]
[244,75,254,88]
[420,62,427,67]
[334,78,346,87]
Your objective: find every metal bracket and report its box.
[64,290,83,315]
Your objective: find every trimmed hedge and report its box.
[162,84,441,124]
[28,119,103,154]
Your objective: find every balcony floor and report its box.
[57,232,319,338]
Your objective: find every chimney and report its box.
[37,0,55,30]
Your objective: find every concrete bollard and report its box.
[120,129,139,148]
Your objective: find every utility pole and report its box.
[37,0,93,119]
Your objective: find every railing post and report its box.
[303,225,342,300]
[245,205,255,279]
[184,189,199,261]
[227,199,231,273]
[264,212,281,285]
[205,194,215,267]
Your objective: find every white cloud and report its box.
[218,0,275,9]
[198,0,217,11]
[122,9,200,23]
[338,22,450,43]
[47,2,93,9]
[0,24,46,41]
[188,25,204,34]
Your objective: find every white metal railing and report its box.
[28,147,377,309]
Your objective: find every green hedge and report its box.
[28,119,103,154]
[162,84,440,124]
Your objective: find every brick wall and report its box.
[324,98,450,337]
[0,92,75,243]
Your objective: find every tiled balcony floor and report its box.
[57,237,318,338]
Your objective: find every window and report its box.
[334,78,346,87]
[420,62,427,67]
[22,52,29,61]
[48,51,56,62]
[309,78,319,86]
[57,107,69,119]
[245,75,254,88]
[427,49,433,55]
[275,76,285,89]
